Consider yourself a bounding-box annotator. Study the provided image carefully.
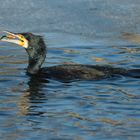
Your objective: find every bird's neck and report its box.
[26,38,47,75]
[27,54,46,75]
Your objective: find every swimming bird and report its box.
[0,31,140,82]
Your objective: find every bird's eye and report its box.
[20,36,25,42]
[21,36,24,39]
[18,35,24,40]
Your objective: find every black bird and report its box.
[0,31,140,82]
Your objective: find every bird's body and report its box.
[0,31,140,82]
[38,64,128,81]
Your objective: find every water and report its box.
[1,0,140,139]
[0,32,140,140]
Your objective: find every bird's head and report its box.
[0,31,47,74]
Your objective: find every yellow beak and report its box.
[0,30,28,48]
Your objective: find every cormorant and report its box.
[0,31,140,81]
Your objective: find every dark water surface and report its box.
[0,32,140,140]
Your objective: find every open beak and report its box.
[0,30,28,48]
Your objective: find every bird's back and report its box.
[38,64,129,81]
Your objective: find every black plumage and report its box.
[1,32,140,82]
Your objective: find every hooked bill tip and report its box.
[0,35,6,39]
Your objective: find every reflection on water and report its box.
[0,32,140,140]
[17,76,49,116]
